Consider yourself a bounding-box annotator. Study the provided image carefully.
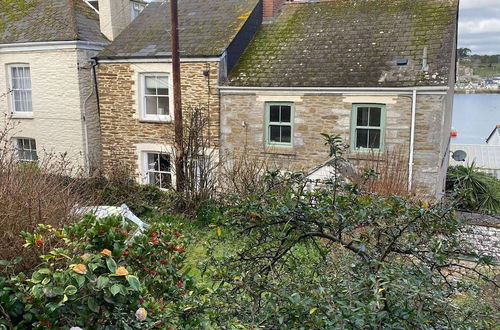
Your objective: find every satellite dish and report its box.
[452,150,467,162]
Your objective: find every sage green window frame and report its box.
[265,102,295,147]
[350,104,386,152]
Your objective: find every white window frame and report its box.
[142,151,173,189]
[139,73,172,122]
[14,138,38,162]
[7,64,33,118]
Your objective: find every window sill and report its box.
[10,113,34,119]
[138,118,173,124]
[347,152,385,162]
[263,145,296,156]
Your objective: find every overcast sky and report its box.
[459,0,500,54]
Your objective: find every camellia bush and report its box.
[0,215,205,329]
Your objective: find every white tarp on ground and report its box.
[76,204,149,236]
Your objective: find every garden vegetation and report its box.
[0,129,498,328]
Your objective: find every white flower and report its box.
[70,327,83,330]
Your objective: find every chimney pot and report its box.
[263,0,286,18]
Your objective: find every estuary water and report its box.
[452,93,500,145]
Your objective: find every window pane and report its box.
[356,129,369,148]
[145,96,157,115]
[368,129,381,148]
[156,77,169,89]
[269,106,280,122]
[147,153,158,170]
[17,139,24,149]
[159,154,170,172]
[149,172,159,186]
[281,126,291,143]
[157,88,169,96]
[157,97,169,115]
[25,91,32,111]
[145,77,157,89]
[280,106,291,123]
[369,107,381,127]
[269,125,280,142]
[357,107,369,126]
[159,173,172,189]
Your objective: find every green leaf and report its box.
[64,285,77,296]
[88,297,99,313]
[0,260,9,266]
[106,258,117,273]
[126,275,140,291]
[38,268,51,275]
[110,283,122,296]
[74,274,85,287]
[96,276,110,289]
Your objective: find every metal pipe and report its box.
[408,89,417,193]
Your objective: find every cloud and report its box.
[459,1,500,54]
[459,19,500,34]
[460,0,500,9]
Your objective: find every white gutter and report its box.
[219,86,449,92]
[0,41,107,53]
[219,86,448,95]
[97,57,221,64]
[408,89,417,193]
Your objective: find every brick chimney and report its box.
[263,0,286,18]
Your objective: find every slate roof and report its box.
[97,0,260,59]
[227,0,459,88]
[0,0,107,44]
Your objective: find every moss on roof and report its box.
[0,0,107,44]
[97,0,260,59]
[227,0,459,88]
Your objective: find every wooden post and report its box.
[170,0,184,192]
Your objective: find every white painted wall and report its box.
[0,48,92,168]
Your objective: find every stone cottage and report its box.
[221,0,459,197]
[95,0,263,188]
[0,0,108,170]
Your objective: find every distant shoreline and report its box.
[455,89,500,94]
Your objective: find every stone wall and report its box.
[220,91,449,197]
[461,213,500,262]
[97,61,220,181]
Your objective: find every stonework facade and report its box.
[220,90,452,197]
[97,61,220,183]
[0,46,102,170]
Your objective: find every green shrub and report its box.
[0,215,205,329]
[447,163,500,215]
[197,135,499,329]
[85,176,174,216]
